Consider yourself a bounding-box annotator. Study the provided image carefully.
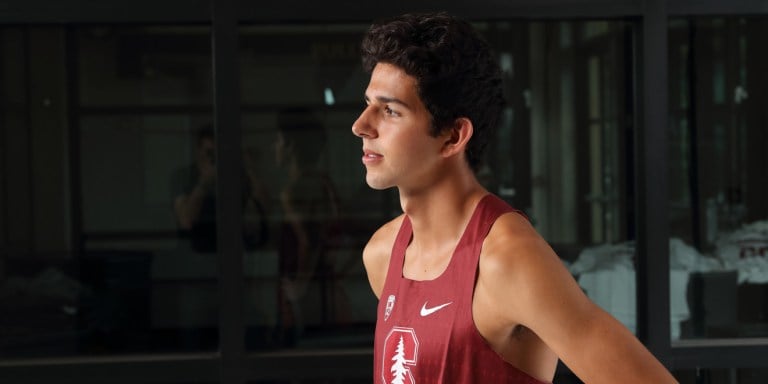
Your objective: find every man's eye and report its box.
[384,106,397,116]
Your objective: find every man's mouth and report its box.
[362,149,383,163]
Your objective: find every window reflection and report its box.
[77,25,219,353]
[0,26,219,358]
[517,21,638,335]
[669,17,768,341]
[239,25,381,349]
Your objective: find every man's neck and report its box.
[398,171,487,251]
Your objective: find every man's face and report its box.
[352,63,447,192]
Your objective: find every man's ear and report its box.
[441,117,473,158]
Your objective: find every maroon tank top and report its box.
[373,194,549,384]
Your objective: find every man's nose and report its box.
[352,106,377,138]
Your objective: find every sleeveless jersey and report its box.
[373,194,549,384]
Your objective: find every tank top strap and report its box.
[384,215,412,285]
[449,194,520,290]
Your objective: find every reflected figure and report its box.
[275,108,341,345]
[172,125,217,252]
[171,124,269,252]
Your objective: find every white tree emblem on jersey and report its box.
[383,327,418,384]
[391,336,408,383]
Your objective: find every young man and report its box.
[352,12,678,384]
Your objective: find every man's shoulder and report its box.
[475,211,568,325]
[480,211,553,273]
[488,210,541,243]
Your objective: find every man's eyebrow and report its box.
[365,94,413,110]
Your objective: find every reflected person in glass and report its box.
[275,108,341,345]
[172,124,269,253]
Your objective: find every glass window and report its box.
[669,17,768,342]
[521,21,638,335]
[239,24,379,350]
[0,25,219,359]
[78,26,220,354]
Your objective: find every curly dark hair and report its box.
[361,12,505,172]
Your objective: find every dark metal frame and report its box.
[1,0,767,382]
[636,0,672,367]
[212,0,246,383]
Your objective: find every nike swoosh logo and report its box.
[420,301,453,316]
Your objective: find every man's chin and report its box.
[365,176,393,191]
[366,184,391,191]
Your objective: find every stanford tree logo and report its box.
[382,327,419,384]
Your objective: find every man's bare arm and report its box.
[481,213,678,384]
